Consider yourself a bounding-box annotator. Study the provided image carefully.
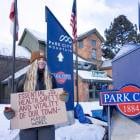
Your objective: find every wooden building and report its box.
[73,29,112,101]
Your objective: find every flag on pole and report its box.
[70,0,77,41]
[9,0,19,41]
[70,0,79,103]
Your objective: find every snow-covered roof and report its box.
[78,28,104,42]
[27,28,46,41]
[74,70,112,82]
[2,65,30,83]
[73,53,93,64]
[101,59,112,68]
[0,42,31,59]
[3,67,112,83]
[113,43,140,62]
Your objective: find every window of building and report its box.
[79,41,83,48]
[92,49,96,59]
[91,40,96,47]
[89,84,94,99]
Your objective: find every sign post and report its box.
[107,106,111,140]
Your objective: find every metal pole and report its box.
[74,0,79,103]
[107,105,111,140]
[11,0,17,93]
[75,41,79,103]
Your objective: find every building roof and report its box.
[18,28,46,45]
[0,55,29,81]
[73,53,93,64]
[19,28,105,46]
[113,43,140,62]
[0,42,31,58]
[0,42,30,81]
[78,28,104,42]
[101,59,112,68]
[2,65,30,83]
[20,28,104,44]
[74,70,112,82]
[27,28,46,42]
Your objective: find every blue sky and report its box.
[0,0,139,43]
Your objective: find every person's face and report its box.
[37,58,46,70]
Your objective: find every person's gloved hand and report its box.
[59,90,69,102]
[3,107,15,120]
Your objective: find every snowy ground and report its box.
[0,102,106,140]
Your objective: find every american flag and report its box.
[70,0,77,41]
[9,0,19,41]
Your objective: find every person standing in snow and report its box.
[4,50,67,140]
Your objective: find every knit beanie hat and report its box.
[30,50,45,63]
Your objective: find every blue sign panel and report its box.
[45,7,74,110]
[100,85,140,118]
[100,91,140,105]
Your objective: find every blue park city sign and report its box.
[100,85,140,118]
[45,7,74,111]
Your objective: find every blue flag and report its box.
[45,7,74,111]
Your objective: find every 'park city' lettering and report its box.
[104,92,140,104]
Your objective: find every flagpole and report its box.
[75,0,79,103]
[75,40,79,103]
[11,0,17,93]
[70,0,79,103]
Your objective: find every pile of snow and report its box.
[111,112,140,140]
[0,102,105,140]
[56,120,105,140]
[0,104,19,140]
[0,42,31,59]
[77,102,103,116]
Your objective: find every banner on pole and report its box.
[10,88,67,129]
[45,7,74,111]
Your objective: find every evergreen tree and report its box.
[102,15,138,59]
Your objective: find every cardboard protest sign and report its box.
[10,88,67,129]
